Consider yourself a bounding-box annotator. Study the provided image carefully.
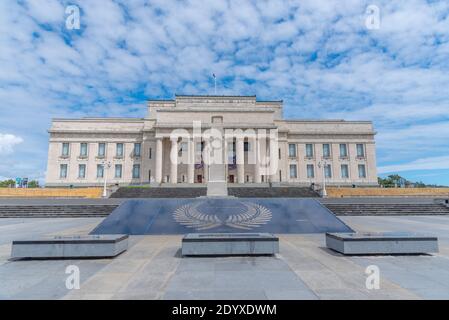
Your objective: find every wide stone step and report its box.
[324,203,449,216]
[0,205,118,218]
[110,187,320,198]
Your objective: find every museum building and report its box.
[45,95,377,187]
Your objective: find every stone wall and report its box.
[327,187,449,198]
[0,188,103,198]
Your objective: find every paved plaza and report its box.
[1,215,449,299]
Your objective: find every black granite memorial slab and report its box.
[91,198,352,235]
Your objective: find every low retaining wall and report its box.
[327,187,449,198]
[0,188,103,199]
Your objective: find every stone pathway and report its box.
[1,215,449,299]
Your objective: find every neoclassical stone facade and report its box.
[46,95,378,187]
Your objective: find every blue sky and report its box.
[1,0,449,185]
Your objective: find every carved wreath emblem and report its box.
[173,201,272,230]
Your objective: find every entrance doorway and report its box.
[229,175,235,183]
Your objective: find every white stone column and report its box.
[170,137,178,184]
[236,137,245,184]
[269,136,279,182]
[224,137,228,182]
[187,138,195,184]
[155,138,163,183]
[203,138,209,183]
[254,138,261,183]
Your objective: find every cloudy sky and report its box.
[1,0,449,185]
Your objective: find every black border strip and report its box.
[13,235,129,245]
[326,233,437,242]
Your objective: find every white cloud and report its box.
[1,0,449,184]
[379,155,449,174]
[0,134,23,154]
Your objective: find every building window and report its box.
[134,143,141,157]
[115,164,122,178]
[323,144,331,158]
[98,143,106,157]
[78,164,86,179]
[289,164,298,178]
[116,143,124,157]
[60,164,68,178]
[341,164,349,178]
[80,143,88,157]
[356,144,365,158]
[339,144,348,158]
[324,164,332,178]
[358,164,367,178]
[132,164,140,179]
[306,144,314,158]
[307,164,314,178]
[149,148,152,159]
[289,144,297,157]
[179,142,187,157]
[244,142,250,152]
[149,170,152,181]
[62,143,70,157]
[97,164,104,178]
[279,148,281,159]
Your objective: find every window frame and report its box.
[134,143,141,157]
[339,143,348,158]
[358,164,367,178]
[324,164,332,178]
[289,164,298,179]
[78,164,86,179]
[115,164,122,178]
[98,143,106,157]
[132,164,140,179]
[288,144,297,158]
[356,144,365,158]
[79,143,88,157]
[61,143,70,157]
[116,143,124,158]
[306,164,315,178]
[322,144,331,158]
[97,164,104,178]
[341,164,349,179]
[60,164,68,179]
[305,144,314,158]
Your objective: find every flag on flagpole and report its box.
[212,73,216,78]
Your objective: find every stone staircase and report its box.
[322,203,449,216]
[110,186,319,198]
[110,187,207,198]
[228,187,319,198]
[0,205,118,218]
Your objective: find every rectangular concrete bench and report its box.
[326,232,438,255]
[182,233,279,256]
[11,234,128,259]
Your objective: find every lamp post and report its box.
[318,161,327,197]
[102,161,111,198]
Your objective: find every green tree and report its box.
[0,179,15,188]
[27,180,40,188]
[378,175,447,188]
